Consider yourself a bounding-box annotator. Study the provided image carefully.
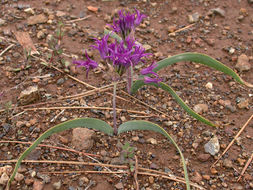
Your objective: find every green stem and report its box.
[113,81,118,134]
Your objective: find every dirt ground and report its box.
[0,0,253,190]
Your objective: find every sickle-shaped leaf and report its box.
[118,120,190,190]
[131,80,216,127]
[154,52,252,87]
[6,118,113,190]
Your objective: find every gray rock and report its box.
[0,18,6,26]
[37,30,46,39]
[193,104,208,114]
[79,176,89,186]
[14,173,24,182]
[57,78,65,85]
[53,181,61,190]
[115,182,124,189]
[204,135,220,156]
[18,85,40,105]
[72,128,95,150]
[236,54,251,72]
[2,123,11,133]
[223,159,233,169]
[27,14,47,25]
[147,138,157,145]
[12,52,20,58]
[188,12,200,23]
[0,173,9,185]
[37,172,51,183]
[210,8,225,17]
[237,98,249,109]
[56,11,67,17]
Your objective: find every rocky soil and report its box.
[0,0,253,190]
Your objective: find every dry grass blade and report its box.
[0,140,101,158]
[137,171,205,190]
[66,15,92,23]
[0,44,14,56]
[211,114,253,167]
[237,152,253,181]
[43,170,127,175]
[24,106,152,115]
[0,160,127,169]
[120,90,169,118]
[134,155,139,190]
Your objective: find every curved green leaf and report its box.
[154,52,252,87]
[118,120,190,190]
[7,118,113,189]
[131,81,216,127]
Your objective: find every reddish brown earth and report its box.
[0,0,253,190]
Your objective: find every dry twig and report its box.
[134,155,139,190]
[168,23,195,36]
[66,15,92,23]
[0,44,14,56]
[24,106,152,115]
[237,152,253,181]
[0,140,100,158]
[211,114,253,167]
[120,90,169,118]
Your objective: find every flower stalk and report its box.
[113,81,118,134]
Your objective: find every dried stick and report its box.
[0,44,15,56]
[84,180,95,190]
[0,140,101,158]
[43,170,126,175]
[17,84,118,109]
[120,90,169,118]
[211,114,253,167]
[24,106,152,115]
[168,23,195,35]
[237,152,253,181]
[66,15,92,23]
[82,153,122,178]
[0,160,127,169]
[50,109,65,122]
[134,155,139,190]
[137,171,205,190]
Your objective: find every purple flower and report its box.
[91,34,110,60]
[106,37,150,76]
[141,62,162,84]
[73,51,98,78]
[109,9,146,39]
[140,61,158,76]
[144,76,162,84]
[130,43,151,66]
[134,9,147,25]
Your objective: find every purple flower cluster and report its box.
[92,35,150,76]
[109,9,146,40]
[141,62,162,84]
[72,9,161,84]
[73,51,98,78]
